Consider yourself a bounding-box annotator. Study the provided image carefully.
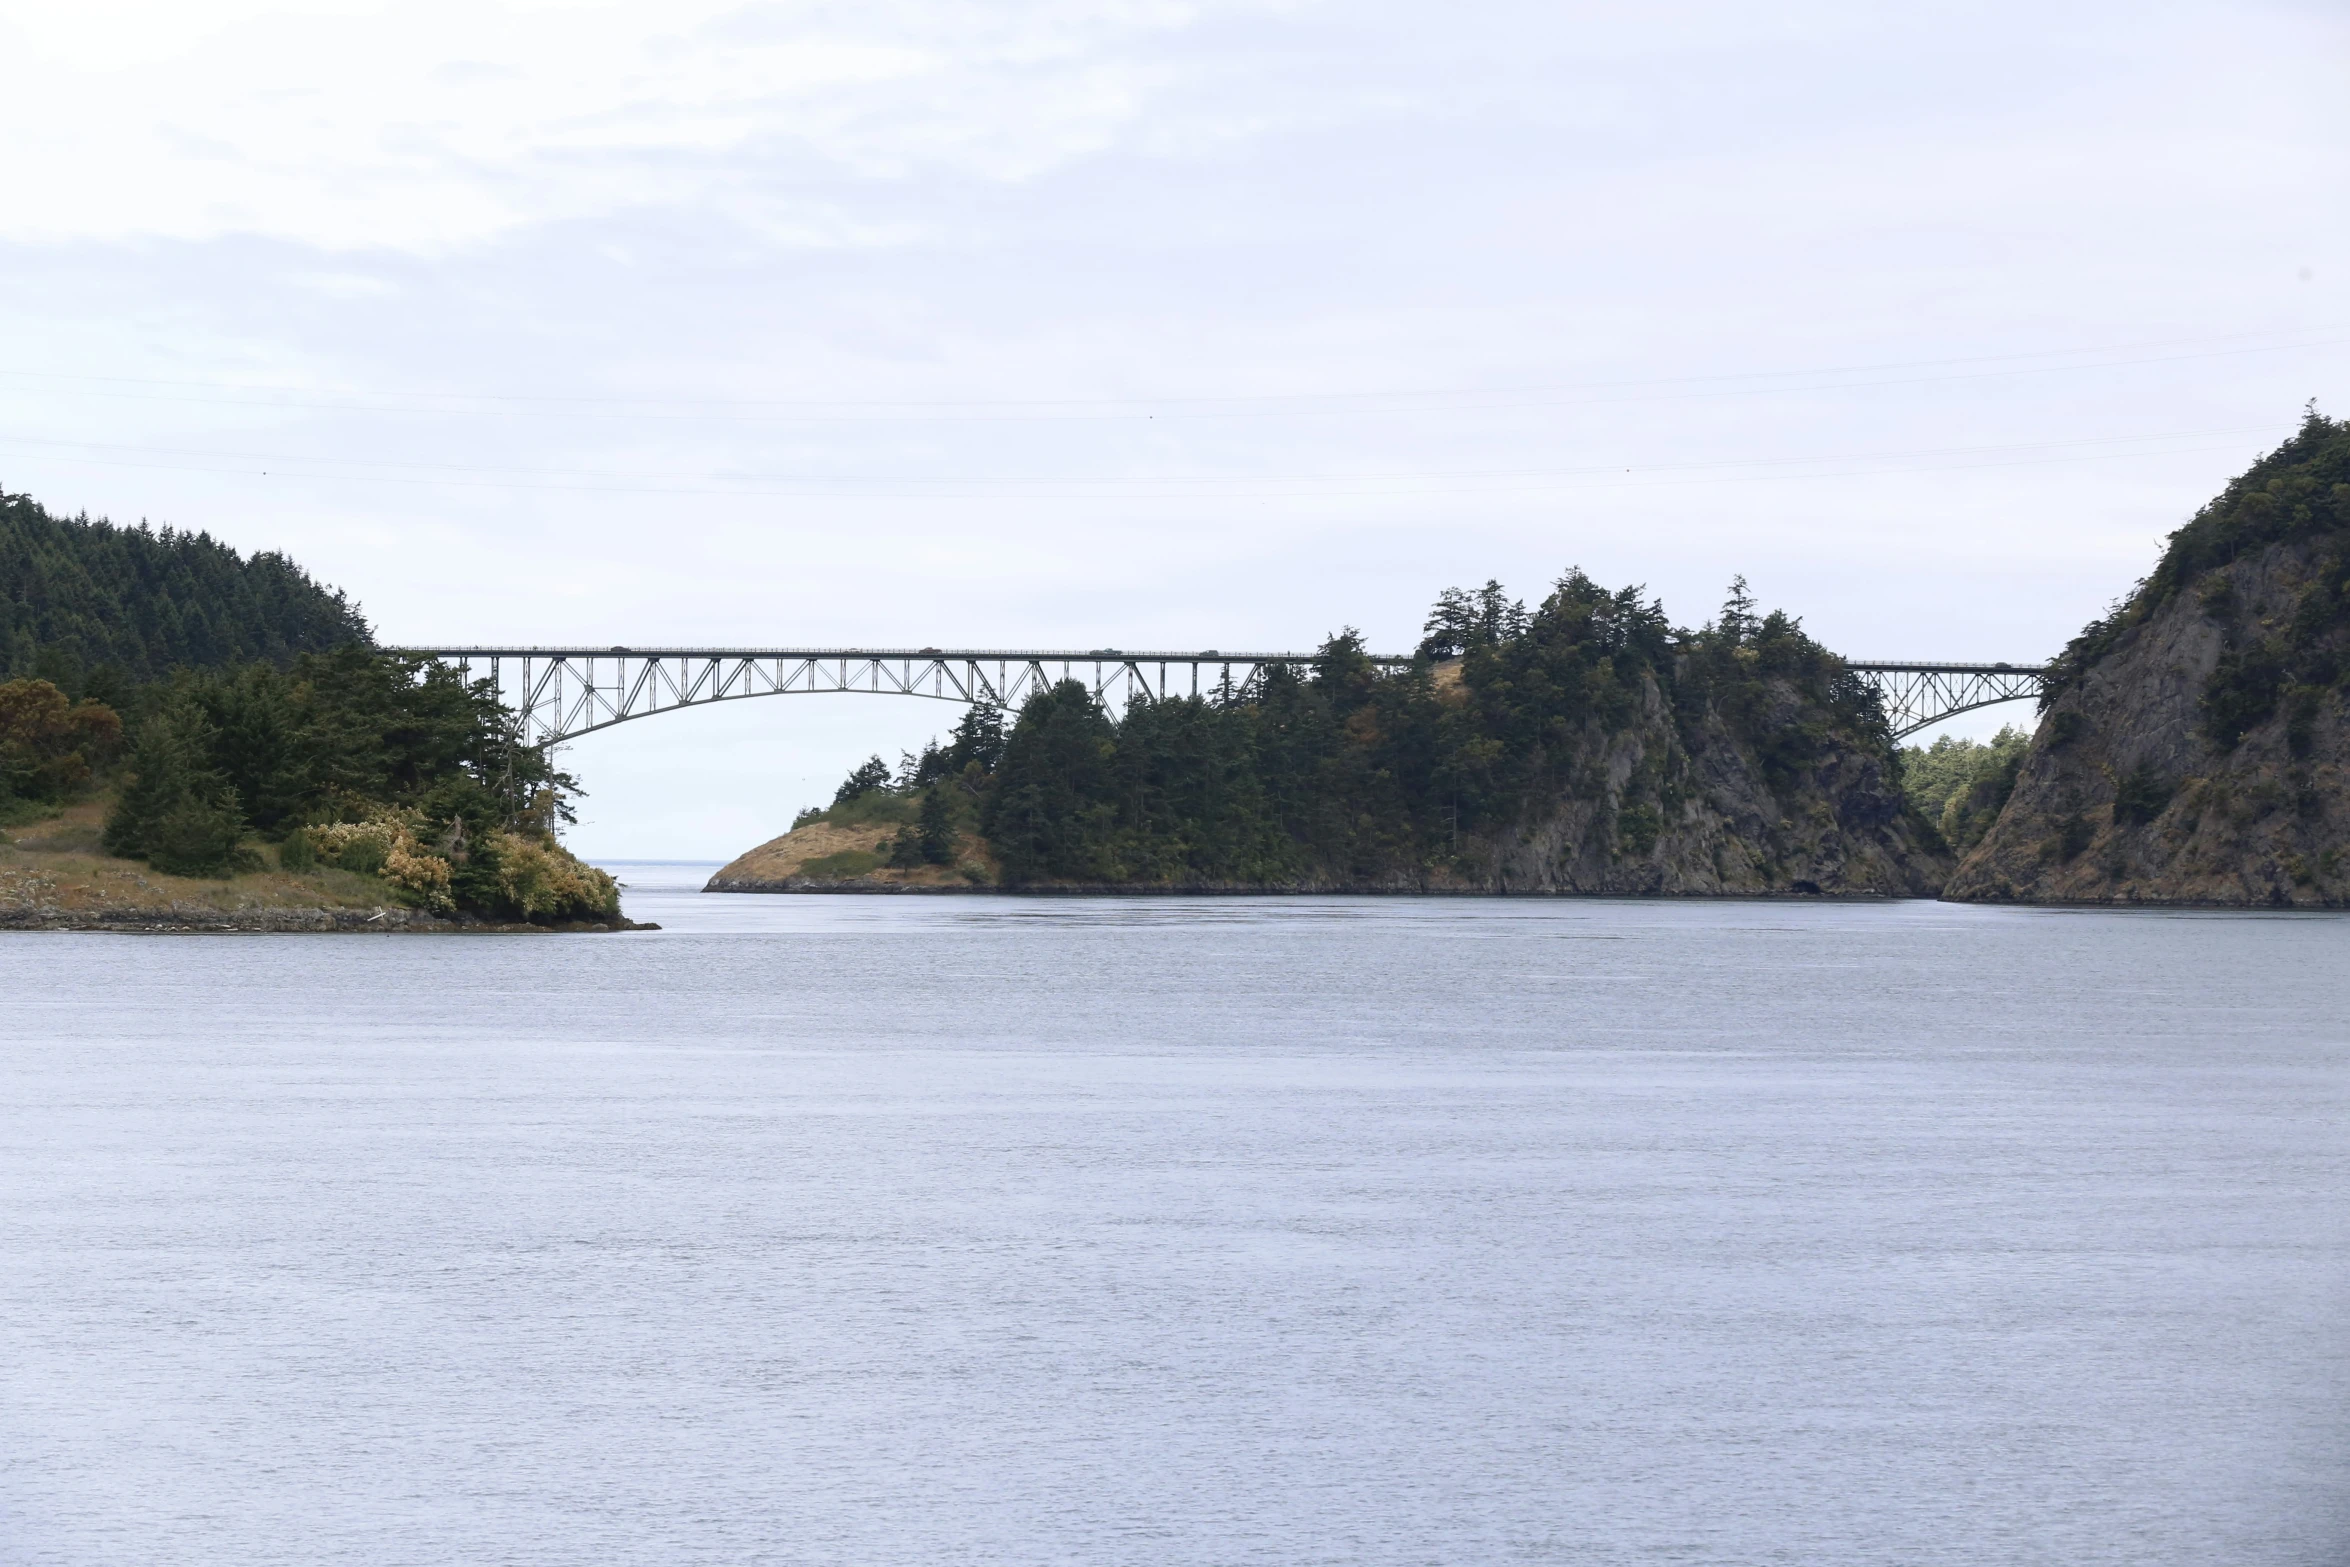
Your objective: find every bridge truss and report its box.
[1842,662,2048,739]
[392,646,2046,748]
[393,647,1400,748]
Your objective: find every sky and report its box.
[1,0,2344,857]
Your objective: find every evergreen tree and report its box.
[0,487,369,684]
[102,705,251,876]
[916,786,955,864]
[980,681,1118,883]
[889,569,1909,887]
[833,755,894,804]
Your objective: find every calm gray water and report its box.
[2,870,2346,1566]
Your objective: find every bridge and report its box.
[390,646,2049,747]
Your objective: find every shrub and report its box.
[2202,639,2288,750]
[1616,801,1662,856]
[483,829,618,919]
[147,799,257,878]
[307,814,451,909]
[2110,763,2174,827]
[0,679,121,803]
[278,827,317,872]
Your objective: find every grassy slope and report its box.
[705,790,997,890]
[0,799,408,922]
[0,798,635,928]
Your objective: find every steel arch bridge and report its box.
[389,646,2048,748]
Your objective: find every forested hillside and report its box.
[0,487,619,925]
[0,488,369,687]
[714,573,1948,895]
[1947,411,2350,904]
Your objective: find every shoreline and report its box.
[703,879,2346,909]
[0,905,655,933]
[2,801,648,933]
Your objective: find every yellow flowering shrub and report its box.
[302,811,615,921]
[488,829,618,918]
[306,812,456,911]
[382,839,457,911]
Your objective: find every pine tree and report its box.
[916,786,955,864]
[102,705,251,876]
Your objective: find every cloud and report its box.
[0,0,1221,251]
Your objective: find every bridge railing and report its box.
[390,646,2047,746]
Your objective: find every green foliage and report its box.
[102,707,255,876]
[799,848,882,879]
[148,798,260,879]
[2043,413,2350,746]
[1617,801,1662,856]
[907,703,1006,791]
[0,678,121,804]
[278,826,317,872]
[97,647,589,914]
[833,755,895,805]
[916,787,955,863]
[0,488,368,685]
[2110,762,2175,827]
[821,788,915,829]
[947,570,1901,887]
[981,680,1120,882]
[1417,580,1527,658]
[2201,638,2290,749]
[1899,725,2028,852]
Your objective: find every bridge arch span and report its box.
[394,647,2047,748]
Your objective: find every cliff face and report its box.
[1458,665,1945,896]
[1947,415,2350,906]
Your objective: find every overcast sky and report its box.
[2,0,2344,856]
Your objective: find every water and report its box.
[3,869,2346,1565]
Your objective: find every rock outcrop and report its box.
[1445,665,1946,896]
[1947,414,2350,906]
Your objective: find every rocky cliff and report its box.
[1947,413,2350,906]
[1438,663,1946,896]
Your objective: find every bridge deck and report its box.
[386,646,2049,744]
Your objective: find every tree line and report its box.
[1,488,368,690]
[0,489,610,919]
[822,571,1900,886]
